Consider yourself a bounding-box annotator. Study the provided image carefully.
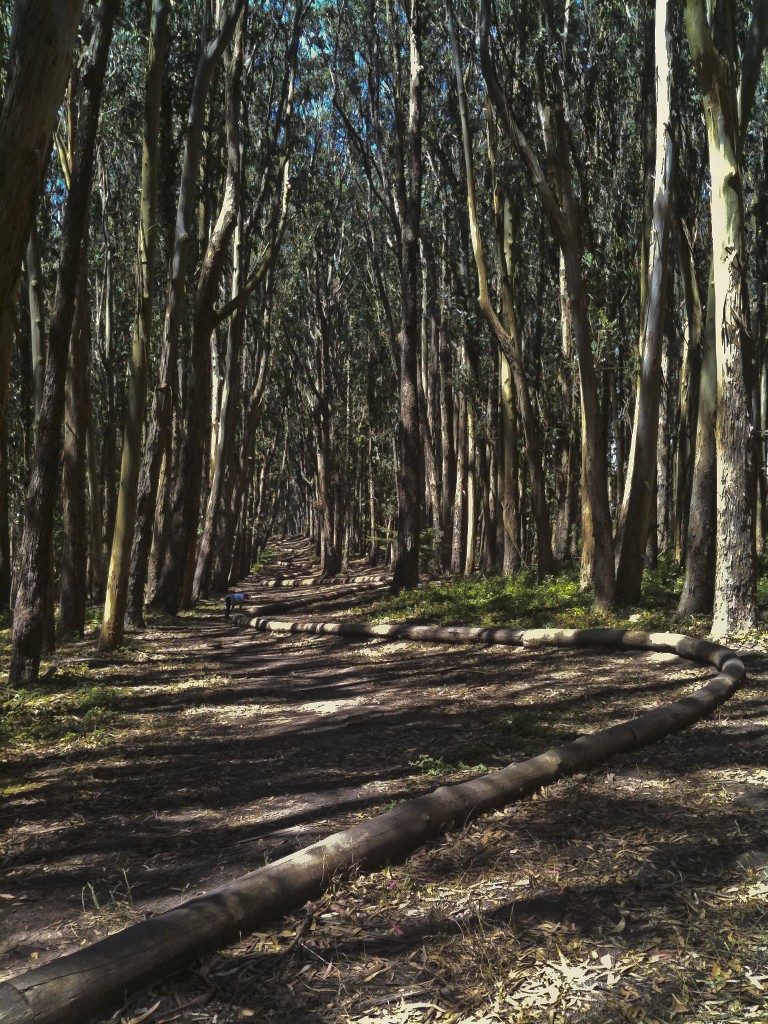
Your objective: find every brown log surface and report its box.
[0,618,744,1024]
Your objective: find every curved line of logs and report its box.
[0,620,745,1024]
[260,573,392,588]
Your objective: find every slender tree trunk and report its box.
[86,398,106,600]
[10,0,118,686]
[450,387,467,574]
[100,0,170,648]
[26,221,46,438]
[679,272,717,615]
[0,285,17,609]
[100,243,118,553]
[59,262,91,635]
[126,0,244,625]
[448,6,554,577]
[553,252,575,562]
[464,401,476,575]
[194,242,245,599]
[438,310,454,568]
[392,0,423,591]
[499,352,521,573]
[615,0,675,603]
[673,218,703,565]
[657,326,671,555]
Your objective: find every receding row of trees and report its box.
[0,0,766,688]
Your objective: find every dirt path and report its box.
[1,539,767,1023]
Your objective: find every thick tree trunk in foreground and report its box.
[685,0,758,636]
[100,0,170,649]
[10,0,118,686]
[0,0,86,317]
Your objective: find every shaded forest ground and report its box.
[0,539,767,1024]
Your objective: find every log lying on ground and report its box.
[0,623,744,1024]
[261,572,392,588]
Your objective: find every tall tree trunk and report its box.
[59,262,91,635]
[499,352,521,573]
[479,0,610,601]
[126,0,244,625]
[86,395,106,600]
[26,221,46,438]
[673,216,703,565]
[464,401,477,575]
[450,387,467,574]
[0,285,17,609]
[438,307,455,568]
[679,272,717,615]
[100,0,170,648]
[151,184,239,612]
[447,5,554,577]
[392,0,423,591]
[194,233,245,600]
[615,0,675,603]
[553,251,575,562]
[10,0,118,686]
[0,0,86,318]
[685,0,760,635]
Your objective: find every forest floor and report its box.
[1,538,767,1024]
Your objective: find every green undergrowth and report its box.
[408,708,579,780]
[370,557,709,634]
[0,677,121,750]
[250,545,277,575]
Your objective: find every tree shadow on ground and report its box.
[2,547,765,1016]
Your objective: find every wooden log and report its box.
[0,622,744,1024]
[260,573,392,588]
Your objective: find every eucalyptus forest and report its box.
[1,1,768,1022]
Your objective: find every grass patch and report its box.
[408,752,488,777]
[0,680,121,749]
[251,545,277,575]
[370,558,696,633]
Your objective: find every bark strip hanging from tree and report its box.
[0,620,743,1024]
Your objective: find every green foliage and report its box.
[250,546,277,575]
[371,560,691,633]
[0,681,121,749]
[372,569,590,630]
[499,707,552,740]
[408,752,488,777]
[640,554,683,608]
